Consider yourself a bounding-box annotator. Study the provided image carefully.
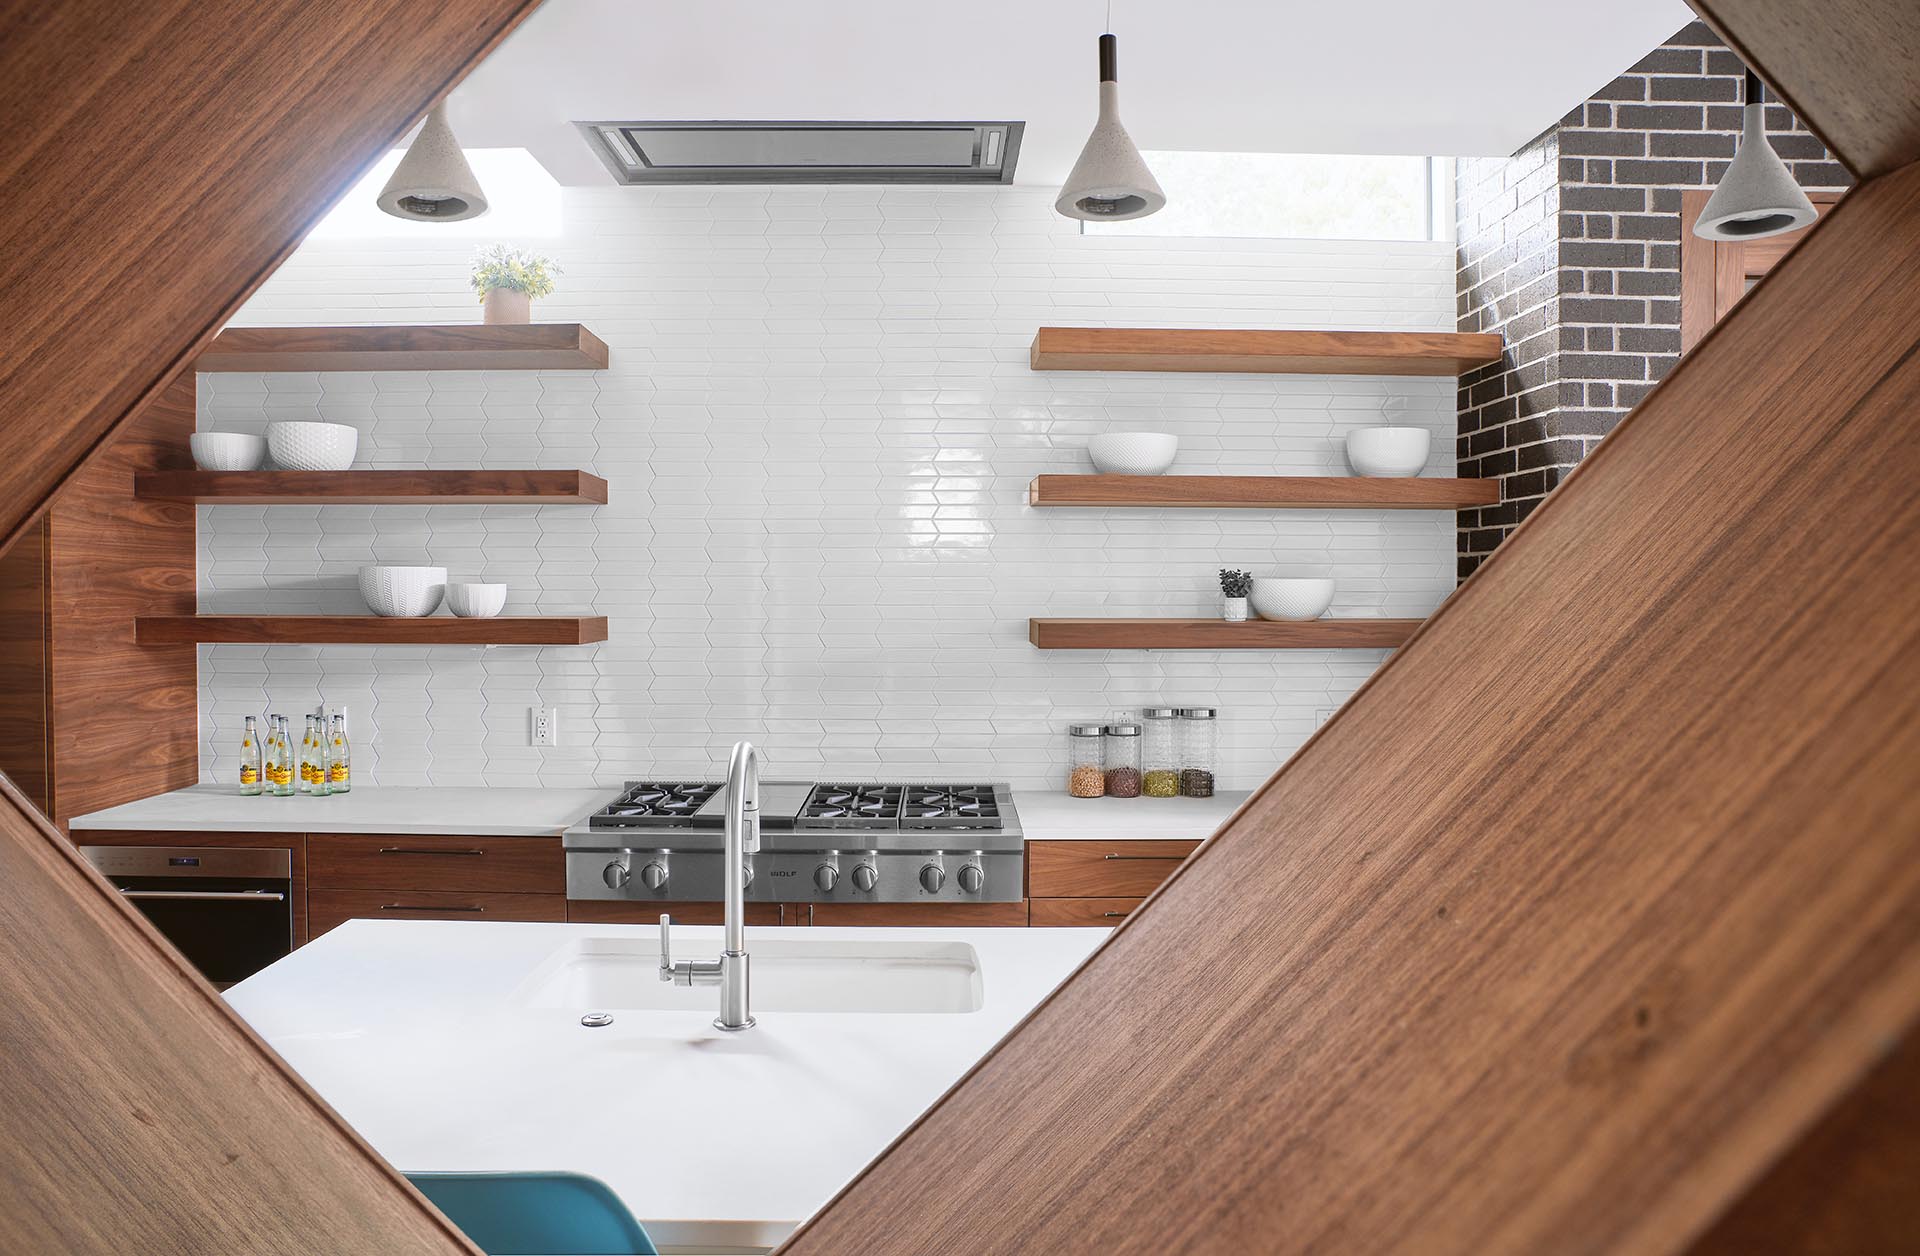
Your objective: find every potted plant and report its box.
[1219,569,1252,622]
[470,244,559,325]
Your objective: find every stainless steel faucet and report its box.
[658,740,759,1031]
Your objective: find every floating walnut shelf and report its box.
[135,616,609,647]
[135,470,608,505]
[1029,327,1503,376]
[194,323,608,372]
[1028,618,1421,651]
[1028,475,1497,510]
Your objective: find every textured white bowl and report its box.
[1251,577,1335,622]
[189,431,267,471]
[267,421,359,471]
[358,565,447,617]
[1345,426,1432,478]
[1088,432,1179,476]
[445,582,508,619]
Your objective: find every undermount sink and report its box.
[514,936,985,1014]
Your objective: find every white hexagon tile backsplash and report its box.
[198,184,1458,791]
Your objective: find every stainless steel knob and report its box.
[957,864,985,894]
[814,864,839,892]
[602,861,630,889]
[919,863,945,894]
[640,861,668,890]
[852,863,879,892]
[742,862,755,890]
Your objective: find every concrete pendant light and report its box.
[1055,32,1165,222]
[1693,71,1816,240]
[376,102,489,222]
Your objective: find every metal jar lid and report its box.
[1176,707,1217,719]
[1142,707,1178,719]
[1103,722,1141,736]
[1069,723,1106,736]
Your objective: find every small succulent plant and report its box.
[1219,569,1253,598]
[470,244,560,301]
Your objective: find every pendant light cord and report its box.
[1105,0,1112,34]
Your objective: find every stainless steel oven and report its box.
[81,846,294,988]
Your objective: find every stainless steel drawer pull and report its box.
[378,847,486,857]
[1101,853,1186,861]
[120,889,287,903]
[378,903,484,913]
[1102,910,1131,918]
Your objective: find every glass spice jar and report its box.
[1103,721,1142,797]
[1068,723,1106,798]
[1176,707,1217,797]
[1141,707,1180,797]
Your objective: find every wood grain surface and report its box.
[1029,897,1147,926]
[136,468,610,505]
[135,615,610,646]
[0,518,52,813]
[308,889,567,937]
[194,323,609,372]
[1028,475,1498,510]
[1690,0,1920,178]
[1030,327,1504,375]
[1029,618,1422,650]
[774,158,1920,1256]
[1027,840,1202,898]
[307,832,565,894]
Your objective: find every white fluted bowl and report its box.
[445,582,508,619]
[1345,426,1432,478]
[1088,432,1179,476]
[358,565,447,617]
[189,431,267,471]
[267,421,359,471]
[1251,577,1335,622]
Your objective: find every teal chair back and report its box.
[405,1170,658,1255]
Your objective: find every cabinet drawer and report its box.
[308,889,566,937]
[308,833,562,894]
[805,900,1029,927]
[1030,897,1144,927]
[566,899,784,927]
[1026,839,1200,898]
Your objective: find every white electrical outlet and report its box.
[530,706,558,747]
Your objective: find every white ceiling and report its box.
[449,0,1696,186]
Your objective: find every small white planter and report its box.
[1223,596,1249,623]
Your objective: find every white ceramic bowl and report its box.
[189,431,267,471]
[358,565,447,617]
[445,582,508,619]
[1345,426,1432,478]
[267,421,359,471]
[1088,432,1179,476]
[1251,577,1335,622]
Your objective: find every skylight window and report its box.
[1083,152,1447,242]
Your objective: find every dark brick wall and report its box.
[1455,21,1851,579]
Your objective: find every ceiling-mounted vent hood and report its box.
[577,120,1023,185]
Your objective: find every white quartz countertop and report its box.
[68,783,1252,843]
[226,920,1106,1250]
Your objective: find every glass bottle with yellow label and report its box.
[328,712,351,793]
[239,716,263,796]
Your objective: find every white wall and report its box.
[198,185,1456,790]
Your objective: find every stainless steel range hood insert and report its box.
[577,120,1023,184]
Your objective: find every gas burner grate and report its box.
[590,781,722,828]
[798,784,902,828]
[901,783,1000,828]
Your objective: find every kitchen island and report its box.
[227,919,1107,1253]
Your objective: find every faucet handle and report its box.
[657,913,673,982]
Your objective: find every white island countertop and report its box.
[227,920,1106,1251]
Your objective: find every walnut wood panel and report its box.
[1689,0,1920,179]
[1029,618,1421,650]
[1030,897,1145,927]
[135,615,610,646]
[566,898,783,927]
[136,469,609,505]
[1679,192,1842,352]
[75,828,311,946]
[47,376,198,826]
[1026,839,1202,898]
[804,900,1031,927]
[307,833,563,894]
[1030,327,1504,375]
[1028,475,1499,510]
[308,889,567,937]
[194,323,609,372]
[0,517,52,813]
[778,162,1920,1256]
